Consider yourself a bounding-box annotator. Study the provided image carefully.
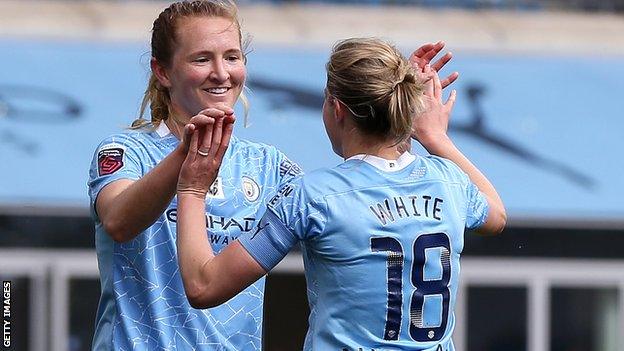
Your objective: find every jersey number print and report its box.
[371,232,451,342]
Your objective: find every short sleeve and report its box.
[275,151,304,187]
[87,134,144,217]
[428,155,490,230]
[238,178,325,271]
[465,182,489,229]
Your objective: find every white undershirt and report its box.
[346,152,416,172]
[155,122,171,137]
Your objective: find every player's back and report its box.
[298,153,487,351]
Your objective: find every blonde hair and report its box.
[326,38,424,143]
[132,0,249,129]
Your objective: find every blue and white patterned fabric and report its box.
[88,122,301,350]
[239,152,488,351]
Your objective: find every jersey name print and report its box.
[240,153,488,351]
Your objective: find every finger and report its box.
[445,89,457,114]
[440,72,459,89]
[423,66,435,97]
[209,114,225,158]
[430,52,452,72]
[196,108,226,119]
[189,114,218,129]
[223,113,236,125]
[410,43,435,60]
[188,126,200,157]
[182,123,195,149]
[215,117,235,163]
[433,71,442,101]
[198,116,216,154]
[199,103,233,117]
[422,41,445,62]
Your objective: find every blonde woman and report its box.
[176,38,506,350]
[87,0,457,349]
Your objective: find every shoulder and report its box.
[230,136,301,175]
[230,136,283,156]
[289,166,347,200]
[95,129,158,151]
[419,155,469,184]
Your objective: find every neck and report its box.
[164,118,186,140]
[164,104,192,140]
[341,130,402,160]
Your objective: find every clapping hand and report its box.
[410,41,459,89]
[177,107,236,199]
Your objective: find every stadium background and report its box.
[1,0,623,350]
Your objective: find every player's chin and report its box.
[201,94,237,110]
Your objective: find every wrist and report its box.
[177,189,207,201]
[416,133,455,156]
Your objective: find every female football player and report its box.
[176,37,506,350]
[87,0,457,348]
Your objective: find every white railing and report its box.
[1,249,622,351]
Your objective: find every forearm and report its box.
[176,193,216,303]
[420,134,506,233]
[100,145,187,242]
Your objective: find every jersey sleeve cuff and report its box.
[238,209,299,272]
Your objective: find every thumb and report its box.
[182,123,195,149]
[445,89,457,114]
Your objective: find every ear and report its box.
[151,58,172,89]
[332,97,347,125]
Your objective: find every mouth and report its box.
[203,87,230,95]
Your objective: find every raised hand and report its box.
[410,41,459,89]
[180,105,234,153]
[411,65,456,148]
[177,109,236,199]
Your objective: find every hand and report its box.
[410,41,459,89]
[180,105,234,153]
[177,112,236,199]
[411,65,456,149]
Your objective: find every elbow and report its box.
[488,205,508,235]
[103,218,134,243]
[184,280,223,309]
[476,205,507,236]
[492,210,507,235]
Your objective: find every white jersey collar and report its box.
[346,152,416,172]
[155,122,171,137]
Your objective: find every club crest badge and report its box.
[98,144,125,176]
[242,176,260,202]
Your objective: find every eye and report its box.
[194,57,209,63]
[226,54,241,62]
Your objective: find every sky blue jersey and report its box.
[87,123,302,350]
[239,152,488,351]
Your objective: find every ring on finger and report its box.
[197,149,209,157]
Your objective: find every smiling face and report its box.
[160,16,246,119]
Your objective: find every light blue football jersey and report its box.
[87,123,302,350]
[240,152,488,351]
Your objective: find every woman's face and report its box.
[164,16,246,118]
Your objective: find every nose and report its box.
[209,59,230,83]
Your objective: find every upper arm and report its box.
[465,182,506,235]
[95,179,135,222]
[474,195,506,235]
[88,136,142,220]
